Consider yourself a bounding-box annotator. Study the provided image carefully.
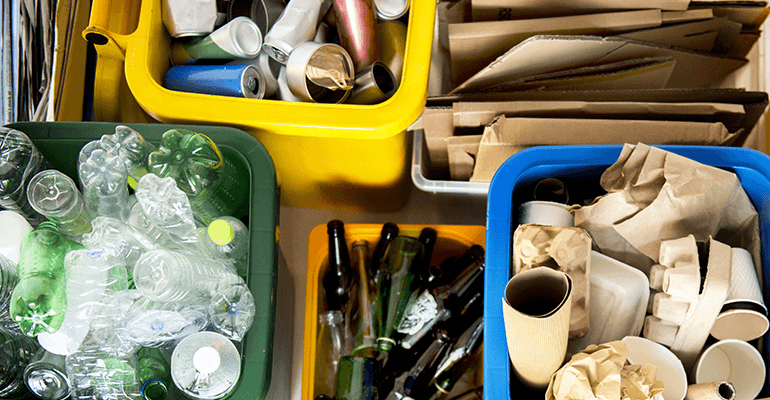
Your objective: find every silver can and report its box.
[162,0,218,38]
[24,350,70,400]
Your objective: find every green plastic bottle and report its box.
[137,347,172,400]
[10,221,84,336]
[374,236,425,354]
[147,129,249,225]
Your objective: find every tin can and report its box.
[165,64,267,99]
[332,0,380,71]
[285,41,354,103]
[171,332,241,400]
[374,0,409,21]
[346,61,396,105]
[23,350,70,400]
[378,21,407,87]
[227,0,286,36]
[277,66,304,101]
[170,17,263,65]
[263,0,332,64]
[162,0,218,38]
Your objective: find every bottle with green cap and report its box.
[202,216,249,277]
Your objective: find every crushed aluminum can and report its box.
[162,0,219,38]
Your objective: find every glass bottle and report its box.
[428,245,484,290]
[386,330,455,400]
[417,227,438,275]
[316,309,347,397]
[334,354,380,400]
[323,220,354,314]
[351,239,376,354]
[147,128,249,225]
[10,222,85,336]
[137,346,172,400]
[23,349,70,400]
[427,316,483,400]
[398,246,484,350]
[374,235,425,353]
[369,222,398,285]
[0,127,47,225]
[26,169,93,238]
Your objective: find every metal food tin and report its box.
[346,61,396,105]
[285,41,354,103]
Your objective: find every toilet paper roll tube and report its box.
[684,381,735,400]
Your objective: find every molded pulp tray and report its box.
[6,121,280,400]
[484,144,770,400]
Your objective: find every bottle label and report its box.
[397,290,438,335]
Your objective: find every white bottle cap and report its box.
[193,347,221,374]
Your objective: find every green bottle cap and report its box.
[208,219,234,246]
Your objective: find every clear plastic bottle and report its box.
[24,349,71,400]
[0,326,41,397]
[147,129,249,225]
[135,173,202,247]
[208,283,255,341]
[202,216,249,277]
[10,221,85,337]
[0,254,18,327]
[171,332,242,400]
[37,248,129,355]
[99,125,157,187]
[26,169,93,238]
[120,301,209,348]
[0,210,33,264]
[78,148,130,221]
[82,216,157,280]
[65,347,143,400]
[0,127,48,225]
[133,249,241,303]
[127,201,188,254]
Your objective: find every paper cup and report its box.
[502,267,572,390]
[711,248,768,341]
[517,201,574,227]
[622,336,688,400]
[693,339,765,400]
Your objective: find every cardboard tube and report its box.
[659,234,698,268]
[685,381,736,400]
[653,292,690,325]
[502,267,572,390]
[517,201,574,227]
[663,265,701,299]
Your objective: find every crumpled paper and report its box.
[546,341,664,400]
[571,143,760,278]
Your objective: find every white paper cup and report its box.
[517,201,574,227]
[502,267,572,390]
[622,336,688,400]
[711,249,769,342]
[693,339,765,400]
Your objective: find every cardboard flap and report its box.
[450,35,747,94]
[449,10,663,84]
[661,9,715,24]
[446,135,482,181]
[470,117,734,182]
[480,57,675,92]
[691,2,770,29]
[470,0,688,21]
[619,17,727,51]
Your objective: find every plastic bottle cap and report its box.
[193,347,221,374]
[208,219,234,245]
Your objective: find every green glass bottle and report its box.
[137,347,172,400]
[427,316,483,400]
[147,129,249,225]
[374,235,425,354]
[10,222,84,336]
[369,223,399,286]
[334,354,380,400]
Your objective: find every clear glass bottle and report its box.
[427,317,483,400]
[386,330,454,400]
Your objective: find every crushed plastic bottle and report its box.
[10,222,85,337]
[78,148,130,221]
[37,248,129,356]
[82,216,157,278]
[120,300,208,348]
[99,125,157,187]
[148,129,248,225]
[208,283,255,341]
[26,169,93,238]
[135,174,201,247]
[65,347,143,400]
[0,127,48,225]
[202,216,249,277]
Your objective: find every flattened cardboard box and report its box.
[470,0,688,21]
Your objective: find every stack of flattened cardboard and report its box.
[417,0,770,183]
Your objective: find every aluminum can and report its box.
[165,64,266,99]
